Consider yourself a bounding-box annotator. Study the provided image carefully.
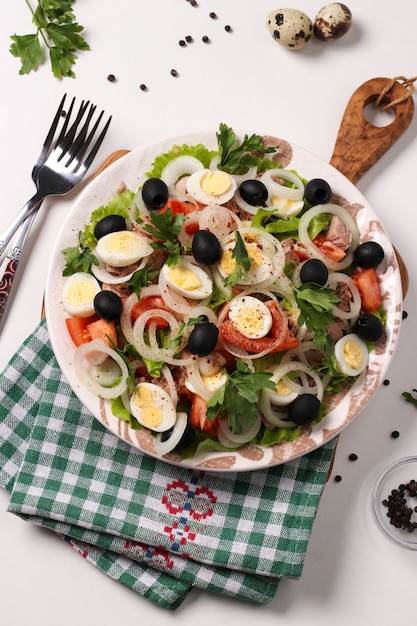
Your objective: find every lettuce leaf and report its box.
[145,143,218,179]
[82,188,135,249]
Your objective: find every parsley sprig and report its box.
[10,0,90,78]
[126,264,159,299]
[403,389,417,408]
[206,360,276,434]
[216,123,278,175]
[225,231,253,287]
[62,231,97,276]
[142,208,185,266]
[293,283,340,351]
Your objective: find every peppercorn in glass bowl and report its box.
[372,457,417,549]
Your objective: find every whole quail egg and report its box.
[266,9,313,50]
[314,3,352,42]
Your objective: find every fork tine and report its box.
[57,99,90,158]
[64,103,99,166]
[31,93,67,181]
[79,115,112,174]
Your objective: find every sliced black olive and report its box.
[353,313,384,342]
[300,259,328,286]
[304,178,332,206]
[191,230,222,265]
[141,178,169,211]
[288,393,321,425]
[94,214,126,240]
[94,290,123,322]
[187,322,218,357]
[160,423,196,452]
[353,241,384,269]
[239,179,268,207]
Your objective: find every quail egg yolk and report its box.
[228,295,273,339]
[276,380,293,397]
[168,266,201,291]
[342,340,364,370]
[201,171,232,197]
[132,385,162,429]
[220,243,263,276]
[62,272,100,317]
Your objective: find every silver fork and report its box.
[0,96,112,324]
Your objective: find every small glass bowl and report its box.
[372,456,417,549]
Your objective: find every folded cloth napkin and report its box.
[0,320,336,610]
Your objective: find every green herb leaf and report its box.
[293,283,339,351]
[225,230,252,287]
[206,360,276,434]
[145,143,217,179]
[10,0,90,79]
[126,264,159,299]
[216,123,278,175]
[167,316,205,349]
[143,208,185,265]
[62,231,98,276]
[403,389,417,408]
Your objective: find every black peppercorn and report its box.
[334,475,342,482]
[139,84,148,91]
[391,430,400,439]
[107,74,116,82]
[225,25,232,32]
[349,453,358,461]
[170,69,178,77]
[185,35,193,43]
[202,35,210,43]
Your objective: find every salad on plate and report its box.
[55,124,395,467]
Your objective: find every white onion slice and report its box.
[218,413,261,445]
[261,169,304,201]
[160,156,205,186]
[153,411,188,456]
[73,340,129,399]
[298,204,360,271]
[198,204,241,241]
[326,272,362,320]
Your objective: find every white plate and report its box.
[45,130,403,472]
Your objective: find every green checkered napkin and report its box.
[0,320,336,610]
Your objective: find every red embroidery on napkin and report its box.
[159,471,216,554]
[122,540,174,570]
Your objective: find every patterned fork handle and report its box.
[0,212,37,325]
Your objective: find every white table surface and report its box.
[1,1,417,624]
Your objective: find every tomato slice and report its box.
[131,296,170,329]
[189,394,220,436]
[65,314,99,346]
[87,318,118,348]
[352,268,382,313]
[160,197,197,216]
[218,300,298,354]
[312,234,346,262]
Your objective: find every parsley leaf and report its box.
[403,389,417,408]
[293,283,339,351]
[206,360,276,434]
[225,231,253,287]
[216,123,278,175]
[126,264,159,299]
[10,1,90,78]
[142,208,185,266]
[62,231,98,276]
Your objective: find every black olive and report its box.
[94,214,126,240]
[187,322,218,357]
[192,230,222,265]
[141,178,169,211]
[304,178,332,206]
[160,423,196,452]
[94,290,123,322]
[353,313,384,342]
[288,393,321,425]
[299,259,328,286]
[353,241,384,269]
[239,179,268,207]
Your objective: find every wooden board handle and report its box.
[330,77,414,297]
[330,77,414,185]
